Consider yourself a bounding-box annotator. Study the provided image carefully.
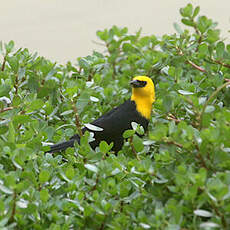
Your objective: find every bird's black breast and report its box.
[82,100,149,152]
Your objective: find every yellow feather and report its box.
[131,76,155,119]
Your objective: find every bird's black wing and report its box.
[47,100,149,153]
[84,100,149,152]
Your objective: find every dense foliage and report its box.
[0,4,230,229]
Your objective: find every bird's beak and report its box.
[130,80,146,88]
[130,80,140,87]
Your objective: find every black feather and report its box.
[47,100,149,153]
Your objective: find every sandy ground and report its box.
[1,0,229,63]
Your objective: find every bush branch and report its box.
[72,101,83,137]
[210,201,227,229]
[9,190,17,223]
[129,136,140,160]
[213,59,230,69]
[1,54,7,71]
[176,46,207,73]
[163,138,183,148]
[186,60,207,73]
[166,113,182,124]
[0,107,14,113]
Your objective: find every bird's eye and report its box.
[137,80,147,87]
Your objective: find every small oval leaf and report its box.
[0,184,13,194]
[205,105,215,113]
[178,90,194,95]
[194,209,213,217]
[85,123,103,131]
[90,96,99,102]
[85,164,98,173]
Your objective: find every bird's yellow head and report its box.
[130,76,155,119]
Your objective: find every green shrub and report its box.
[0,4,230,229]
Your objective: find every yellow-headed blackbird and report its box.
[47,76,155,153]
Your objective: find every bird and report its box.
[47,76,155,153]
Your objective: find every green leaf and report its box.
[180,4,193,17]
[197,16,210,33]
[192,6,200,18]
[44,126,55,139]
[198,43,209,57]
[122,43,135,52]
[16,200,28,209]
[216,41,225,59]
[27,99,44,112]
[78,58,90,69]
[226,44,230,53]
[178,90,194,95]
[18,67,26,79]
[0,184,13,194]
[173,23,183,34]
[205,105,215,113]
[39,170,50,183]
[194,209,213,217]
[12,95,21,106]
[149,123,168,141]
[13,115,32,125]
[0,84,11,97]
[5,40,14,53]
[85,164,98,173]
[65,166,75,180]
[131,122,138,131]
[7,56,19,72]
[40,189,50,203]
[85,123,103,131]
[8,121,15,143]
[199,222,220,228]
[123,129,135,138]
[181,19,194,27]
[139,223,151,229]
[28,75,39,92]
[133,135,144,152]
[76,92,90,113]
[207,29,220,43]
[99,140,111,153]
[60,110,73,116]
[90,96,99,102]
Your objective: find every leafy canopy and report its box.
[0,4,230,230]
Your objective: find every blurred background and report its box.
[1,0,229,63]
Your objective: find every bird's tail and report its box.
[46,135,80,153]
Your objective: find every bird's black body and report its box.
[48,100,149,153]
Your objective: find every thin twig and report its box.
[213,59,230,69]
[210,201,228,229]
[0,107,14,113]
[15,74,19,95]
[9,190,17,223]
[186,60,207,73]
[91,175,99,191]
[1,54,7,71]
[204,58,230,69]
[164,139,183,148]
[176,46,207,73]
[129,136,140,160]
[166,113,181,124]
[72,101,83,137]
